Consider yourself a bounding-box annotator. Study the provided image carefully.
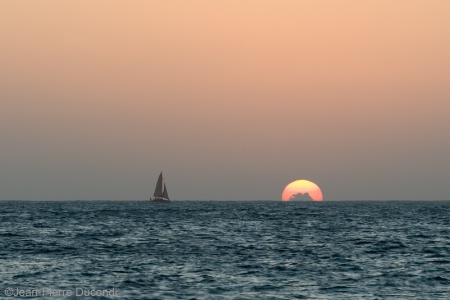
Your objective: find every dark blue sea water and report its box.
[1,201,449,299]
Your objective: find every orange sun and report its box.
[282,180,323,201]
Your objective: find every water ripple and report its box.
[0,200,449,299]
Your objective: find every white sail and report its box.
[150,172,170,202]
[153,172,164,197]
[163,183,169,200]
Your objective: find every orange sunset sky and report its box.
[1,1,449,200]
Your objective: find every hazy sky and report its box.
[1,1,449,200]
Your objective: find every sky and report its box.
[1,0,449,200]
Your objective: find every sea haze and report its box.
[1,201,449,299]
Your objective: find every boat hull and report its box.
[150,197,170,202]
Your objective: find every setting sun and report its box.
[282,180,323,201]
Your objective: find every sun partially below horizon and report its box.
[282,180,323,201]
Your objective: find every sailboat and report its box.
[150,172,170,202]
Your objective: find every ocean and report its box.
[1,200,449,299]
